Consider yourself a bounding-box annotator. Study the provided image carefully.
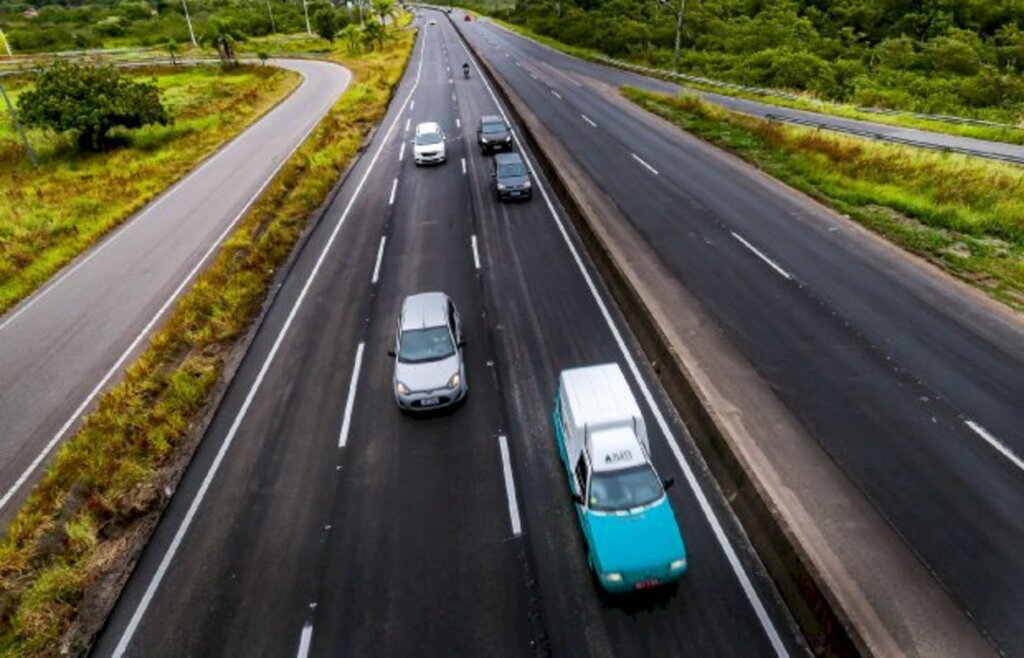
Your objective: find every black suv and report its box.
[492,152,532,201]
[477,115,512,154]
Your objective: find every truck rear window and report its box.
[589,465,662,512]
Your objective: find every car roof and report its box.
[415,121,442,135]
[400,292,449,330]
[480,115,504,124]
[494,152,523,165]
[590,427,647,472]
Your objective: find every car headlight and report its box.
[523,179,532,188]
[448,374,461,389]
[602,572,623,582]
[670,558,687,571]
[504,135,512,142]
[396,382,409,396]
[497,183,507,190]
[481,137,489,143]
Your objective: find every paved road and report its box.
[478,20,1024,163]
[95,20,805,658]
[456,13,1024,655]
[0,59,350,523]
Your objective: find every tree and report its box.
[204,19,241,67]
[342,23,361,53]
[18,61,169,151]
[257,50,269,65]
[363,20,386,50]
[166,39,179,66]
[372,0,396,27]
[314,7,338,43]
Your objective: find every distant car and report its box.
[428,19,437,25]
[477,115,512,154]
[463,13,472,21]
[413,121,446,165]
[492,152,532,200]
[389,292,467,412]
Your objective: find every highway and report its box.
[453,12,1024,655]
[95,19,805,658]
[0,59,350,524]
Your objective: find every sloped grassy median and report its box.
[0,64,301,317]
[0,29,414,657]
[623,86,1024,312]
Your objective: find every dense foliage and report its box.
[493,0,1024,120]
[18,60,169,149]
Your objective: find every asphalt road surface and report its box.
[0,59,350,524]
[95,20,806,658]
[455,12,1024,655]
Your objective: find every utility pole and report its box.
[672,0,685,71]
[0,27,12,57]
[1,84,37,167]
[181,0,197,47]
[266,0,277,34]
[302,0,312,35]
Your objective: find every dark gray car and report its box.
[492,152,533,201]
[477,115,512,154]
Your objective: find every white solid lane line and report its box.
[0,68,333,515]
[398,141,405,162]
[471,235,481,270]
[551,89,562,100]
[461,157,467,175]
[498,435,523,536]
[389,177,398,205]
[110,36,427,658]
[731,231,793,281]
[338,342,365,448]
[630,152,659,176]
[966,420,1024,474]
[295,623,314,658]
[456,33,788,657]
[581,114,597,128]
[371,236,386,285]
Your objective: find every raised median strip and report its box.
[0,28,414,656]
[452,13,996,658]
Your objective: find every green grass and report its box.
[0,64,301,317]
[0,25,415,657]
[623,86,1024,311]
[467,11,1024,146]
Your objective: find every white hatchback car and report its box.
[413,121,447,165]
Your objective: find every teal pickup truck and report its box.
[553,363,687,593]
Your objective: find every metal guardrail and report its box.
[763,112,1024,165]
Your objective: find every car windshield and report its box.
[589,464,663,512]
[398,326,454,363]
[482,122,506,134]
[497,161,527,177]
[415,132,442,146]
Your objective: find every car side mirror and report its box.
[458,339,466,348]
[663,477,675,491]
[570,492,584,506]
[387,350,396,358]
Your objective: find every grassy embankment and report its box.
[464,10,1024,146]
[0,64,300,316]
[0,24,415,657]
[623,86,1024,312]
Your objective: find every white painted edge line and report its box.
[389,177,398,205]
[731,231,793,281]
[0,63,332,336]
[457,33,788,657]
[109,35,427,658]
[630,152,659,176]
[966,420,1024,474]
[581,114,597,128]
[0,68,336,516]
[461,157,467,175]
[338,342,366,448]
[399,141,406,162]
[551,89,562,100]
[498,435,523,536]
[371,236,387,285]
[295,622,314,658]
[471,234,481,270]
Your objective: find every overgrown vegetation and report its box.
[463,0,1024,126]
[19,61,169,150]
[623,86,1024,311]
[0,64,300,316]
[0,20,414,657]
